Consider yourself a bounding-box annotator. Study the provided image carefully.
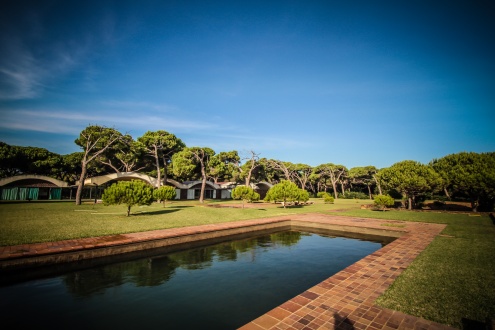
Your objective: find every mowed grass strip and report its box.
[0,198,368,246]
[335,209,495,329]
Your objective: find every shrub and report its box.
[338,191,369,199]
[317,191,328,198]
[297,189,310,203]
[324,194,334,204]
[373,194,395,210]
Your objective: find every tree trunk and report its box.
[127,206,131,216]
[373,175,383,195]
[75,161,87,205]
[154,146,161,188]
[163,159,168,186]
[331,181,338,199]
[199,169,207,203]
[408,196,413,210]
[367,185,372,199]
[471,197,479,212]
[245,172,252,187]
[444,187,451,200]
[100,160,121,173]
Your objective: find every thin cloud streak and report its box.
[100,100,177,112]
[0,108,217,135]
[0,42,44,100]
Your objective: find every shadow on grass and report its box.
[168,206,194,209]
[276,205,308,209]
[461,318,486,329]
[132,209,180,216]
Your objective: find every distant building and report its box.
[0,172,270,201]
[0,175,70,200]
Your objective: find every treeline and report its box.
[1,125,494,211]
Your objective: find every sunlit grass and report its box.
[334,208,495,328]
[0,198,371,246]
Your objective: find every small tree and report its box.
[231,186,259,208]
[102,180,154,216]
[264,180,304,208]
[374,194,395,210]
[154,185,177,208]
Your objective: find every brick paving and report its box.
[0,213,454,330]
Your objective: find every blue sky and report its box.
[1,0,494,169]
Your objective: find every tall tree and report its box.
[74,125,123,205]
[97,135,146,173]
[378,160,442,210]
[255,158,280,184]
[59,152,84,184]
[0,142,23,178]
[291,163,313,191]
[348,166,379,199]
[172,147,215,203]
[313,163,347,199]
[239,150,261,187]
[138,131,185,187]
[0,142,62,178]
[208,150,241,183]
[267,160,293,181]
[431,152,495,211]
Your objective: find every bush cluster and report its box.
[316,191,328,198]
[324,194,334,204]
[338,191,369,199]
[373,194,395,210]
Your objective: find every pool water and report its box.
[0,231,385,329]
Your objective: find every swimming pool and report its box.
[0,230,390,329]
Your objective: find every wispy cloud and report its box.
[184,131,313,154]
[0,105,312,158]
[0,3,122,101]
[0,108,216,135]
[100,100,177,112]
[0,38,45,100]
[0,32,89,101]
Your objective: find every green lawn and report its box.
[0,198,369,246]
[334,209,495,329]
[1,199,494,328]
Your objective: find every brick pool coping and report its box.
[0,213,453,329]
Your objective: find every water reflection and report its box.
[63,231,304,297]
[1,230,386,330]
